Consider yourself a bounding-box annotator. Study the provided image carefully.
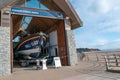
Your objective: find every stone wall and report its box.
[66,30,78,66]
[64,19,78,66]
[0,27,11,76]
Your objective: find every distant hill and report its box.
[77,48,101,52]
[102,48,120,52]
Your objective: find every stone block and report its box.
[66,30,78,66]
[0,27,11,76]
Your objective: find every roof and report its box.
[0,0,83,29]
[40,0,83,29]
[0,0,16,9]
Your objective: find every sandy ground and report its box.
[1,51,120,80]
[0,61,120,80]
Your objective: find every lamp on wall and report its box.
[65,16,69,20]
[65,16,71,30]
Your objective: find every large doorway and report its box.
[11,11,68,72]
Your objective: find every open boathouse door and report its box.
[11,6,69,66]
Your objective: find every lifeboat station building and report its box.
[0,0,82,76]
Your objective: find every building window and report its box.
[20,16,32,30]
[21,0,49,10]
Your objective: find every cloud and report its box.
[88,0,111,14]
[99,0,110,13]
[96,39,108,45]
[95,39,120,50]
[97,19,120,33]
[75,38,120,50]
[70,0,120,50]
[102,26,120,33]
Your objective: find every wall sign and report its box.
[11,7,64,19]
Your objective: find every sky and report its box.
[70,0,120,50]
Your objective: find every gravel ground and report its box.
[0,61,120,80]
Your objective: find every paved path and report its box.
[1,61,120,80]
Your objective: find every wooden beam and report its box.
[12,15,23,37]
[57,21,68,65]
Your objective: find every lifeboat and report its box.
[14,33,47,60]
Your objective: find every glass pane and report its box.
[21,0,49,10]
[21,16,32,30]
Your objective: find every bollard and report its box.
[41,59,47,70]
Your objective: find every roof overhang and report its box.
[0,0,16,9]
[53,0,83,29]
[0,0,83,29]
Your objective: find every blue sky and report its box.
[70,0,120,50]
